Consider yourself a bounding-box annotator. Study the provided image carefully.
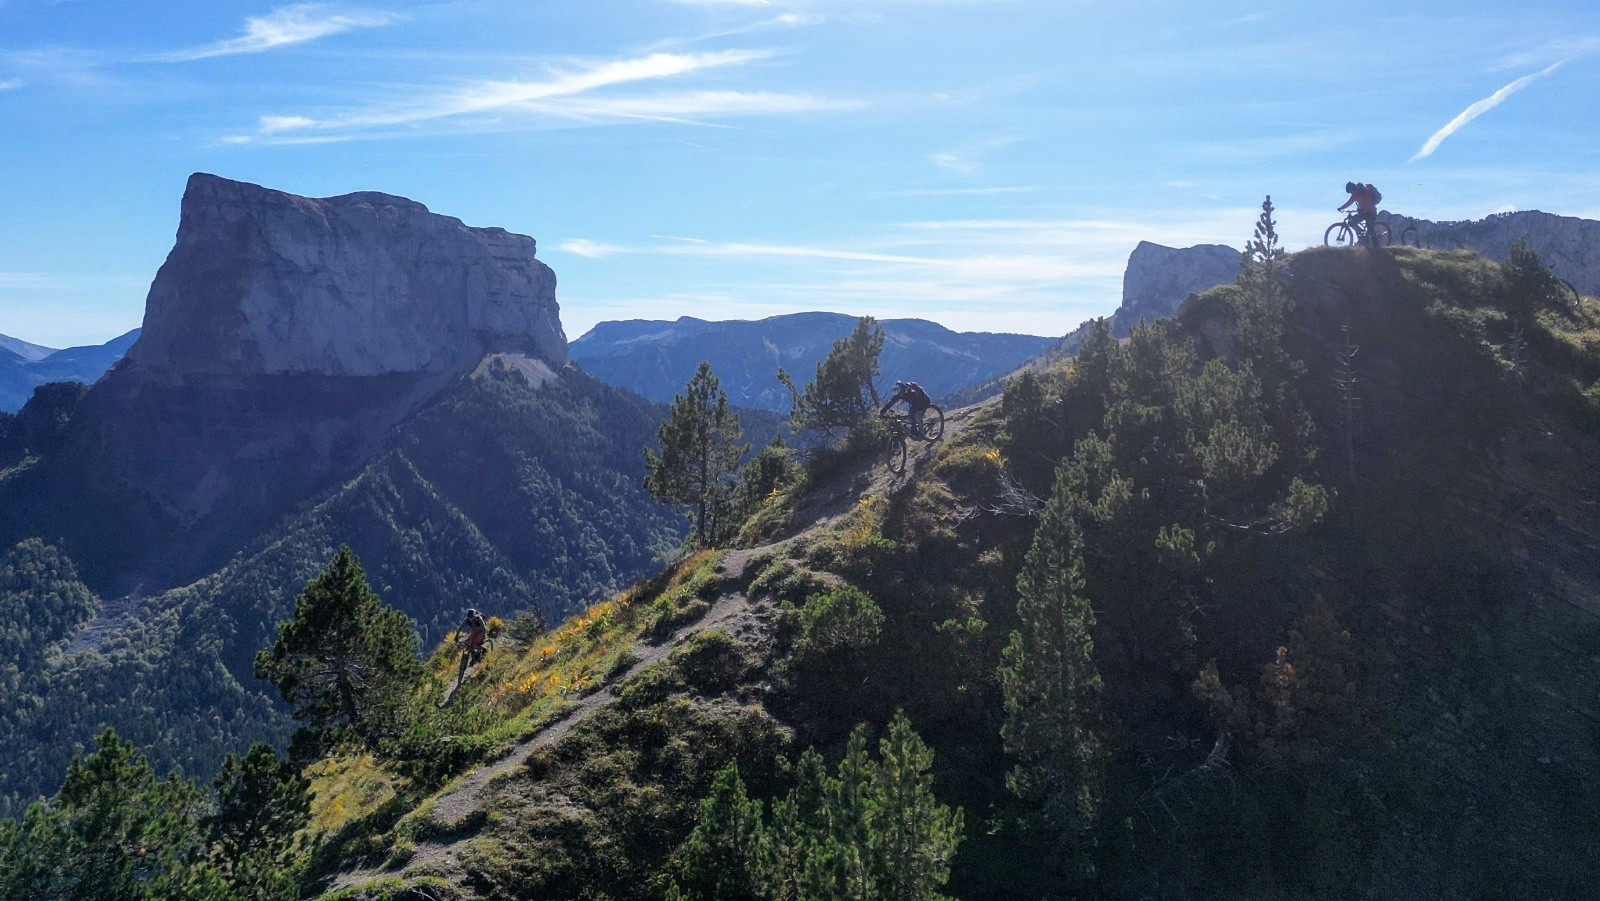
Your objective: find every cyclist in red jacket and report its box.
[1339,182,1383,244]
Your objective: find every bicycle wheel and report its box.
[1398,225,1419,247]
[1325,222,1357,247]
[1369,221,1392,247]
[886,433,908,475]
[922,405,945,441]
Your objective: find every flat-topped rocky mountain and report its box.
[0,175,637,595]
[126,173,566,380]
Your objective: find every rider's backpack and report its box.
[904,381,930,405]
[1365,183,1383,206]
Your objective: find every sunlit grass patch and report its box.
[305,753,399,842]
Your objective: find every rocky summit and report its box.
[0,175,577,590]
[124,173,566,380]
[1119,239,1241,324]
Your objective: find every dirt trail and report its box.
[788,400,989,533]
[325,400,990,895]
[327,555,768,893]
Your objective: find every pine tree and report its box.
[253,546,423,742]
[206,743,310,898]
[672,717,963,900]
[998,462,1106,871]
[868,711,964,901]
[672,762,770,900]
[646,362,748,545]
[778,316,886,444]
[1235,195,1291,367]
[0,729,222,900]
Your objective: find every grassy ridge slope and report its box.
[315,245,1600,899]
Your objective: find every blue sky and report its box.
[2,0,1597,348]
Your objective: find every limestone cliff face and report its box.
[1384,210,1600,295]
[124,173,566,379]
[1120,240,1240,323]
[25,175,573,589]
[1054,241,1239,356]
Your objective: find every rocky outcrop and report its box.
[1,175,574,591]
[124,173,565,380]
[1120,240,1240,324]
[1055,240,1238,356]
[1384,210,1600,295]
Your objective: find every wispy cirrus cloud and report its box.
[0,79,21,91]
[871,185,1039,197]
[930,151,980,175]
[1410,60,1568,162]
[153,3,402,63]
[229,48,860,143]
[560,239,939,265]
[0,272,63,289]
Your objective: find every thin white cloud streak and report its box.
[154,4,401,62]
[872,186,1039,197]
[233,49,794,141]
[1411,60,1567,162]
[560,239,940,265]
[0,272,65,289]
[0,79,21,91]
[560,239,626,258]
[537,90,861,123]
[930,152,980,175]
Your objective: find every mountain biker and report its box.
[460,608,487,657]
[1339,181,1383,244]
[880,380,932,439]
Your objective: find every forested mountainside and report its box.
[0,362,690,817]
[570,312,1054,410]
[8,234,1593,899]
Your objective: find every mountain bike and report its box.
[455,633,493,683]
[1324,213,1391,248]
[882,405,944,475]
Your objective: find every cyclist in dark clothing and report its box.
[880,380,932,439]
[1339,181,1382,243]
[461,608,487,658]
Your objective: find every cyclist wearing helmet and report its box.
[461,608,487,656]
[1339,181,1383,244]
[879,380,932,439]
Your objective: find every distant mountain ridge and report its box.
[1383,209,1600,293]
[0,335,56,363]
[570,312,1055,410]
[0,329,140,412]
